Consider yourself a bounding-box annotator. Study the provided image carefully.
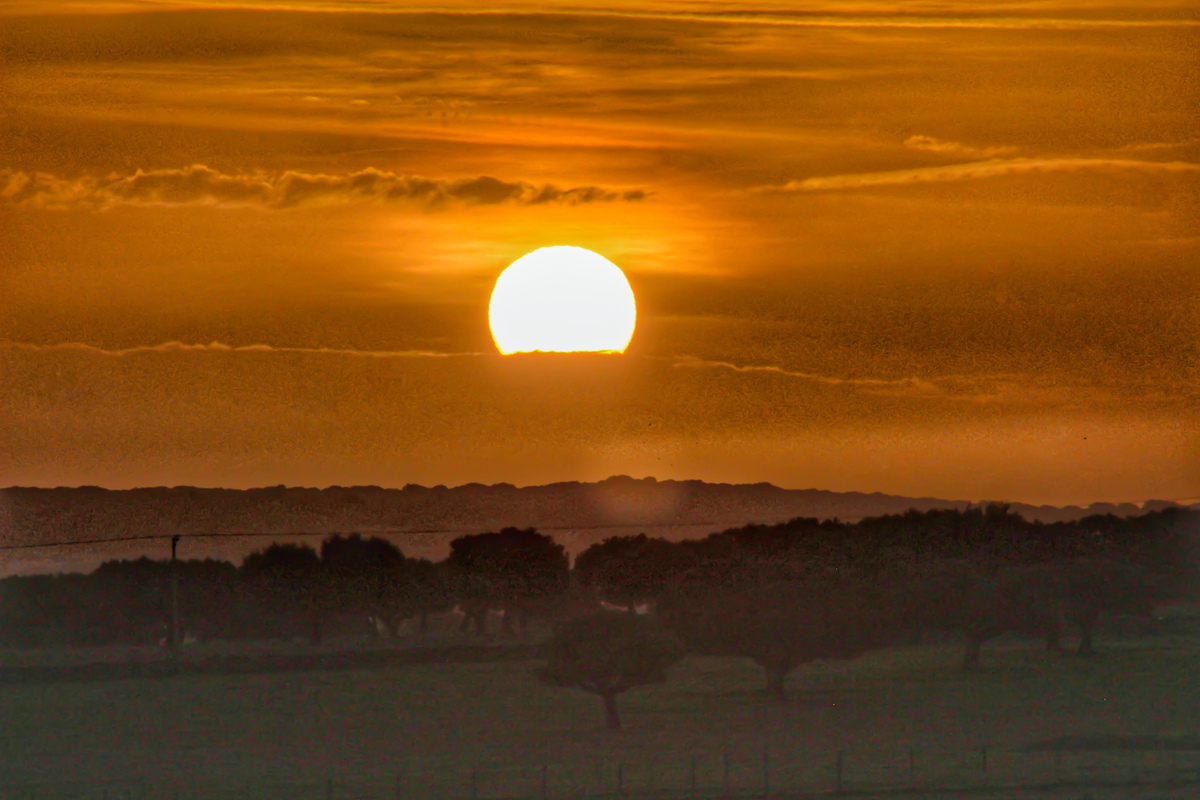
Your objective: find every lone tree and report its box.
[958,568,1059,670]
[660,579,896,702]
[1058,557,1163,656]
[536,611,684,730]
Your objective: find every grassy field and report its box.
[3,633,1200,799]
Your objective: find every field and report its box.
[3,631,1200,800]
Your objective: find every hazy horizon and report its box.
[2,476,1198,510]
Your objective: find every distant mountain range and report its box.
[1,478,1194,575]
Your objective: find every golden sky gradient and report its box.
[1,1,1197,504]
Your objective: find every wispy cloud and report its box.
[0,341,484,358]
[903,135,1017,159]
[671,355,943,392]
[10,3,1198,31]
[670,356,1130,407]
[754,157,1200,193]
[0,166,648,211]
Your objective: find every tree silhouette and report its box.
[2,571,118,646]
[903,557,1162,669]
[536,611,684,729]
[1058,558,1163,655]
[172,558,242,642]
[393,558,457,637]
[320,534,406,639]
[90,557,171,643]
[958,568,1058,669]
[899,560,1066,669]
[574,534,695,612]
[241,543,327,644]
[3,505,1192,653]
[661,580,895,701]
[447,528,569,637]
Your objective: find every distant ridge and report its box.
[1,478,1193,575]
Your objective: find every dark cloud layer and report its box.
[0,165,646,210]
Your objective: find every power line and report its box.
[0,519,770,553]
[0,534,171,552]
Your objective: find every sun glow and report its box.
[489,246,637,355]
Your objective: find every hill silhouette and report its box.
[1,477,1191,575]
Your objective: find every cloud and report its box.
[498,11,1200,32]
[670,356,1129,407]
[10,3,1198,31]
[0,165,648,211]
[755,157,1200,193]
[0,341,483,358]
[903,135,1017,159]
[671,355,943,392]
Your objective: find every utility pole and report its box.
[170,535,181,656]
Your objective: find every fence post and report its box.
[325,777,333,800]
[169,535,181,657]
[470,770,477,800]
[836,750,845,794]
[723,753,730,794]
[617,762,623,795]
[690,755,697,796]
[395,773,402,800]
[908,749,915,786]
[981,746,988,785]
[541,764,547,800]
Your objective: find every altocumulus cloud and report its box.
[0,165,648,211]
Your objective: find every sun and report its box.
[489,246,636,355]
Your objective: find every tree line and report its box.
[1,506,1195,726]
[0,527,580,648]
[545,506,1196,727]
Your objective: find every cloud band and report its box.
[0,165,648,211]
[757,157,1200,193]
[0,341,483,359]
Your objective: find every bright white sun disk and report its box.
[489,246,636,354]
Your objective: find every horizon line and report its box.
[2,479,1194,511]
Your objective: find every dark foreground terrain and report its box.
[3,630,1200,800]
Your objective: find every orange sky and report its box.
[1,1,1197,504]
